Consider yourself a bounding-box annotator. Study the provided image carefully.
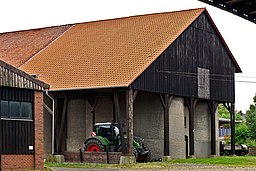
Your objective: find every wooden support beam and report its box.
[91,97,98,131]
[223,102,235,155]
[230,103,235,155]
[207,100,218,155]
[57,96,68,154]
[113,92,126,154]
[126,89,134,156]
[133,90,138,102]
[159,94,166,109]
[185,97,197,156]
[164,94,170,156]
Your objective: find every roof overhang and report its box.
[198,0,256,24]
[0,60,50,90]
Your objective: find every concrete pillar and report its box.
[133,92,164,160]
[66,99,87,152]
[194,101,211,158]
[169,97,186,159]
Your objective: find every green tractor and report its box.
[84,122,151,162]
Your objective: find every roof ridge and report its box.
[73,8,206,25]
[0,8,205,34]
[0,24,73,35]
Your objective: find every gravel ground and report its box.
[51,164,256,171]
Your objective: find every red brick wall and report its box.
[34,91,44,170]
[1,155,34,170]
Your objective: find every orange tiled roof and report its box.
[20,8,206,90]
[0,25,72,67]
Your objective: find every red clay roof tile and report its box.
[19,8,206,90]
[0,25,72,67]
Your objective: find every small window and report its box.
[10,101,20,118]
[1,100,9,117]
[21,102,32,119]
[1,100,33,120]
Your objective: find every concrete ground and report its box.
[50,164,256,171]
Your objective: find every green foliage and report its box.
[235,123,250,144]
[218,104,230,119]
[245,94,256,139]
[218,104,242,120]
[244,139,256,147]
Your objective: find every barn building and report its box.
[0,60,49,170]
[0,8,241,161]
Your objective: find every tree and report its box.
[218,104,242,120]
[245,94,256,139]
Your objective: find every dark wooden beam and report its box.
[185,97,197,156]
[126,88,134,156]
[159,94,166,109]
[207,100,218,155]
[230,103,236,155]
[133,90,138,102]
[164,94,170,156]
[57,96,68,154]
[91,97,98,131]
[223,102,236,155]
[113,92,126,154]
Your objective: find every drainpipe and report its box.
[46,90,55,155]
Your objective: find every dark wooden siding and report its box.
[1,120,34,154]
[131,12,236,102]
[0,87,34,102]
[0,87,34,154]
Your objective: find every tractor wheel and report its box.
[84,139,105,152]
[137,143,151,163]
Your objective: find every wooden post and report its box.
[207,100,218,155]
[185,98,197,156]
[126,88,134,156]
[57,96,68,154]
[230,103,235,155]
[223,103,235,155]
[113,92,126,154]
[91,98,98,131]
[164,94,170,156]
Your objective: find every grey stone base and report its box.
[162,156,172,162]
[54,155,65,163]
[119,156,136,164]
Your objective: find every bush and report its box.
[235,123,250,144]
[244,139,256,146]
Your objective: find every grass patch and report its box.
[171,156,256,166]
[45,156,256,169]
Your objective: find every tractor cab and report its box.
[93,122,120,145]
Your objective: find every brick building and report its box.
[0,60,49,170]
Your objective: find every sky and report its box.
[0,0,255,112]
